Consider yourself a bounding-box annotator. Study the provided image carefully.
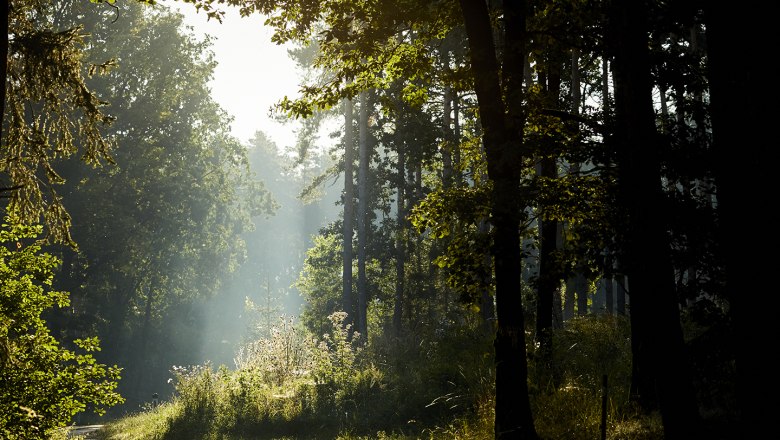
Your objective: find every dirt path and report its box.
[67,425,104,439]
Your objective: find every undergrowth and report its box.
[93,314,671,440]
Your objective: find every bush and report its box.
[0,219,123,439]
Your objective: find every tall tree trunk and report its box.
[130,277,156,405]
[1,0,8,142]
[440,66,456,315]
[442,51,455,190]
[608,0,700,436]
[535,49,564,387]
[356,90,370,339]
[603,273,614,315]
[536,154,558,380]
[452,92,462,187]
[575,272,588,316]
[615,274,627,316]
[342,98,355,325]
[393,119,406,336]
[571,48,581,115]
[602,57,611,124]
[458,0,537,438]
[563,275,575,320]
[705,3,773,436]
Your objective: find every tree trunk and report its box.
[342,98,355,325]
[615,274,627,316]
[575,272,588,316]
[603,276,614,315]
[458,0,537,438]
[705,3,773,436]
[608,0,700,436]
[452,91,462,187]
[356,90,370,339]
[602,57,611,124]
[1,0,8,142]
[564,276,575,320]
[393,119,405,336]
[536,49,564,386]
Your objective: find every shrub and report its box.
[0,219,123,439]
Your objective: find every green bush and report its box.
[0,218,123,439]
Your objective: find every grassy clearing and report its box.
[88,315,681,440]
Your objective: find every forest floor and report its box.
[66,425,104,439]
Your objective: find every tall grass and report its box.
[96,314,667,440]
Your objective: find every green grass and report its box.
[85,315,694,440]
[93,401,178,440]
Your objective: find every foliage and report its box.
[43,0,276,410]
[0,218,122,439]
[92,312,674,440]
[153,312,380,438]
[234,316,315,387]
[0,0,739,437]
[531,315,638,439]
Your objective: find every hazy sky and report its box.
[169,2,301,150]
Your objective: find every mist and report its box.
[197,132,343,371]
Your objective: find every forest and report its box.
[0,0,771,439]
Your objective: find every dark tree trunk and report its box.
[535,51,564,386]
[536,154,558,380]
[563,276,575,320]
[1,0,8,141]
[603,276,613,315]
[575,272,588,316]
[615,274,626,316]
[393,121,405,335]
[608,0,700,437]
[458,0,537,438]
[705,3,774,436]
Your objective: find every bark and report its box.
[604,276,614,315]
[393,118,405,335]
[575,272,588,316]
[452,92,462,187]
[458,0,537,438]
[356,90,370,338]
[601,57,610,124]
[608,0,700,436]
[615,274,627,316]
[535,154,558,381]
[129,277,156,404]
[442,52,455,190]
[535,50,564,385]
[563,276,575,320]
[571,48,581,115]
[705,3,773,436]
[342,98,355,324]
[1,0,8,142]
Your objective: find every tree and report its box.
[0,218,122,438]
[356,90,371,338]
[342,98,356,326]
[2,0,121,243]
[45,1,273,408]
[705,2,774,436]
[607,0,700,436]
[457,0,538,437]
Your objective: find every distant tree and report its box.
[356,90,371,338]
[45,1,272,407]
[342,98,356,327]
[1,0,122,243]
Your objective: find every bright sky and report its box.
[167,2,301,150]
